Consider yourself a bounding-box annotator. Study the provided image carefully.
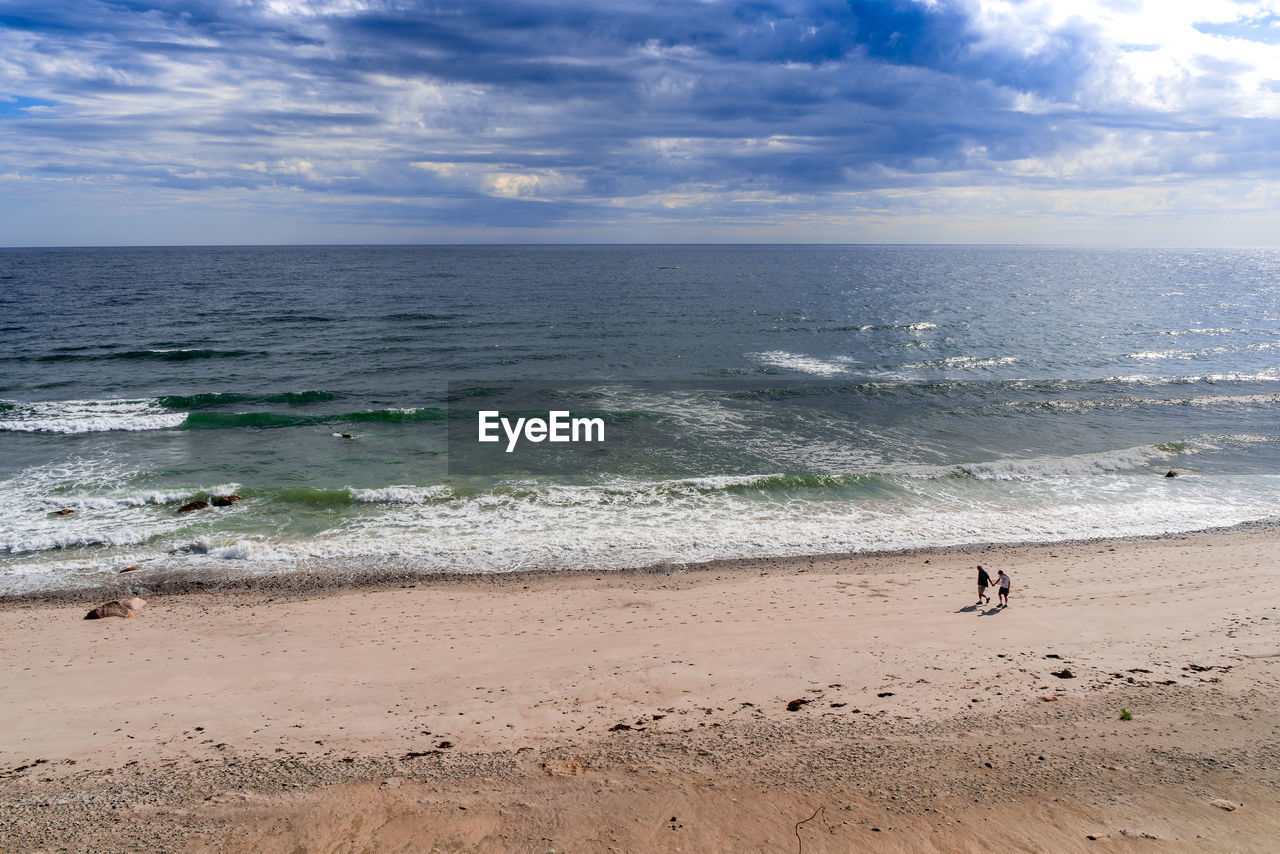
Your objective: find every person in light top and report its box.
[996,570,1011,607]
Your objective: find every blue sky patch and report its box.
[0,95,57,118]
[1194,14,1280,44]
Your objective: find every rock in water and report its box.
[84,601,134,620]
[55,508,74,515]
[1165,470,1178,478]
[178,500,209,513]
[211,494,241,507]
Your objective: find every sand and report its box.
[2,529,1279,852]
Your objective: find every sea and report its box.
[2,245,1279,596]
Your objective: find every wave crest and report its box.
[0,399,187,434]
[349,485,454,503]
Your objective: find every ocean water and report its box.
[2,245,1279,595]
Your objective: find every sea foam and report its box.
[0,399,187,434]
[349,485,454,503]
[752,350,851,376]
[955,444,1185,481]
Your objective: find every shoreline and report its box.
[4,516,1278,607]
[3,527,1280,850]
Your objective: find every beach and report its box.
[3,528,1279,852]
[7,0,1280,849]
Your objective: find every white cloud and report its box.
[482,169,582,200]
[977,0,1280,116]
[262,0,375,17]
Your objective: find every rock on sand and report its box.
[84,597,148,620]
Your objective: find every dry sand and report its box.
[2,529,1279,852]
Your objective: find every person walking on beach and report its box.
[996,569,1011,607]
[976,565,991,605]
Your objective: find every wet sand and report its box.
[2,529,1279,851]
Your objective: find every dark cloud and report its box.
[0,1,1270,238]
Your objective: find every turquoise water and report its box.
[2,245,1279,593]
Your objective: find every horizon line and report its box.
[4,241,1280,251]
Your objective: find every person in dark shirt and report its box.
[976,565,991,605]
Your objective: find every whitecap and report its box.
[900,355,1019,370]
[0,399,187,434]
[348,485,453,503]
[752,350,850,377]
[956,443,1188,481]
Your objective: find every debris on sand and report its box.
[84,597,147,620]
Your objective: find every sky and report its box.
[2,0,1280,245]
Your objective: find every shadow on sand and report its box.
[957,603,1006,615]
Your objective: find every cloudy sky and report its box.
[2,0,1280,245]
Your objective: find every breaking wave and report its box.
[0,399,187,434]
